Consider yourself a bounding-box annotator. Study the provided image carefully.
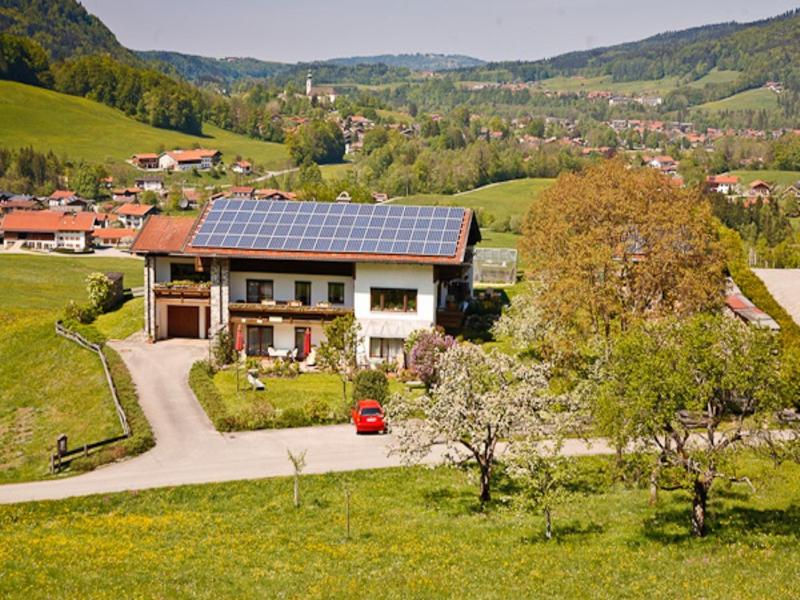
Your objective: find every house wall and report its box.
[158,155,177,171]
[154,256,198,282]
[354,262,437,364]
[243,321,327,355]
[54,231,88,251]
[228,271,354,307]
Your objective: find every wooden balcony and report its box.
[436,307,466,333]
[153,282,211,299]
[229,301,352,323]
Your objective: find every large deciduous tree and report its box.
[520,160,725,356]
[389,343,552,503]
[595,314,786,536]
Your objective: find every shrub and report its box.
[353,369,389,403]
[213,329,236,366]
[86,272,114,313]
[64,300,97,324]
[276,407,308,428]
[261,359,300,378]
[409,328,456,388]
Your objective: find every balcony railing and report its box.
[153,281,211,299]
[229,300,353,320]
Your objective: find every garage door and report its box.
[167,305,199,338]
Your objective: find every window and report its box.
[328,282,345,304]
[370,288,417,312]
[170,262,210,283]
[370,337,404,360]
[295,281,311,305]
[246,279,273,303]
[246,326,273,356]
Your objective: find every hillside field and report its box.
[726,170,800,187]
[0,81,291,170]
[695,88,779,113]
[2,459,800,598]
[0,254,143,483]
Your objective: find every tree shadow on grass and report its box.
[519,520,606,545]
[642,501,800,544]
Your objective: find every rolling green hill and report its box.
[695,88,779,112]
[0,81,290,169]
[0,0,132,61]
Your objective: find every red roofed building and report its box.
[116,203,157,229]
[131,198,481,356]
[231,160,252,175]
[93,228,138,247]
[131,153,160,169]
[2,210,97,251]
[706,175,740,195]
[254,189,297,200]
[158,149,221,172]
[227,186,255,199]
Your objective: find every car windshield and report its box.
[360,407,382,416]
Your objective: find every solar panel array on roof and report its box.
[191,199,465,257]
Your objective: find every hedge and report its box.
[720,226,800,349]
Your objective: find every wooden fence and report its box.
[51,322,131,471]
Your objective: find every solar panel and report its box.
[192,200,466,257]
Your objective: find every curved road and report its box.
[0,338,608,504]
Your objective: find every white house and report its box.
[116,203,156,229]
[131,199,480,364]
[135,176,165,192]
[2,210,96,251]
[231,160,252,175]
[158,149,221,172]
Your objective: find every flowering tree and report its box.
[596,314,786,536]
[389,343,552,503]
[506,437,576,540]
[85,272,113,313]
[318,314,361,405]
[408,328,456,388]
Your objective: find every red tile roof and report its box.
[164,149,220,163]
[750,180,771,189]
[116,204,156,216]
[254,188,297,200]
[132,153,159,160]
[2,210,96,233]
[707,175,739,185]
[50,190,76,200]
[93,228,137,240]
[228,186,255,194]
[131,216,197,253]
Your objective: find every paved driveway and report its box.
[0,338,609,504]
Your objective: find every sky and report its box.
[81,0,800,63]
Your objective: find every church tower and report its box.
[306,70,313,97]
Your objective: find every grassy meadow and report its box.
[726,169,800,187]
[696,88,779,112]
[0,254,143,482]
[2,457,800,598]
[0,81,291,170]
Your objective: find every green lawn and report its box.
[726,170,800,187]
[696,88,779,112]
[0,255,144,482]
[687,68,742,87]
[534,74,680,95]
[397,178,553,224]
[211,369,408,429]
[93,297,144,340]
[319,162,355,181]
[2,457,799,598]
[0,81,291,170]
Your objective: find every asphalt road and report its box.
[753,269,800,326]
[0,338,610,505]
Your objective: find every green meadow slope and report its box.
[0,81,291,169]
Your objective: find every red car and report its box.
[351,399,387,434]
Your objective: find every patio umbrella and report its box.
[303,327,311,357]
[235,324,244,352]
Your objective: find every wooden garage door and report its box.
[167,305,199,338]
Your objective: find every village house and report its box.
[112,187,143,202]
[131,198,480,365]
[231,160,252,175]
[93,228,137,248]
[135,176,165,193]
[254,189,297,200]
[131,153,160,170]
[227,186,255,199]
[748,180,772,199]
[48,190,90,211]
[2,210,97,251]
[0,196,40,215]
[179,188,202,210]
[116,203,157,229]
[158,149,222,172]
[706,175,740,195]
